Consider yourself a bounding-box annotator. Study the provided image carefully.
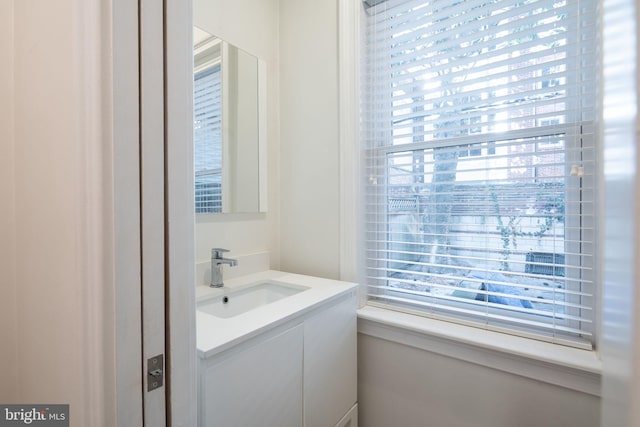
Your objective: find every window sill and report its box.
[357,305,602,396]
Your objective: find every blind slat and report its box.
[362,0,596,347]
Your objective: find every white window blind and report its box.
[362,0,597,348]
[194,38,223,214]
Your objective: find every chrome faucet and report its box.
[210,248,238,288]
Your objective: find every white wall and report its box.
[1,0,115,424]
[359,334,601,427]
[0,0,18,402]
[279,0,341,279]
[193,0,341,282]
[194,0,281,279]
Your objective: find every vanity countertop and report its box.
[196,270,358,358]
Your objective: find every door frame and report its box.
[113,0,144,424]
[165,0,198,425]
[113,0,197,424]
[140,0,168,424]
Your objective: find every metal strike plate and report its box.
[147,354,164,391]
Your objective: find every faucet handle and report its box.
[211,248,230,259]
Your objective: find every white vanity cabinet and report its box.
[198,288,357,427]
[304,294,357,427]
[199,324,304,426]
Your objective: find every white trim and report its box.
[112,0,144,424]
[221,41,231,212]
[599,0,640,424]
[258,58,268,213]
[79,0,115,423]
[338,0,361,284]
[358,305,602,396]
[165,0,198,424]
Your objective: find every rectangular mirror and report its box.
[193,26,266,214]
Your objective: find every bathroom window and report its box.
[194,37,223,214]
[361,0,597,348]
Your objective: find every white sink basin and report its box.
[197,281,309,318]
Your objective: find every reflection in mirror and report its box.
[193,27,266,214]
[194,28,223,213]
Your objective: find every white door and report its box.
[115,0,192,424]
[116,0,196,424]
[140,0,198,424]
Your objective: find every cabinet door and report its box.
[202,324,304,427]
[304,294,357,427]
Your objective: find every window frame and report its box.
[360,0,597,348]
[365,122,593,347]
